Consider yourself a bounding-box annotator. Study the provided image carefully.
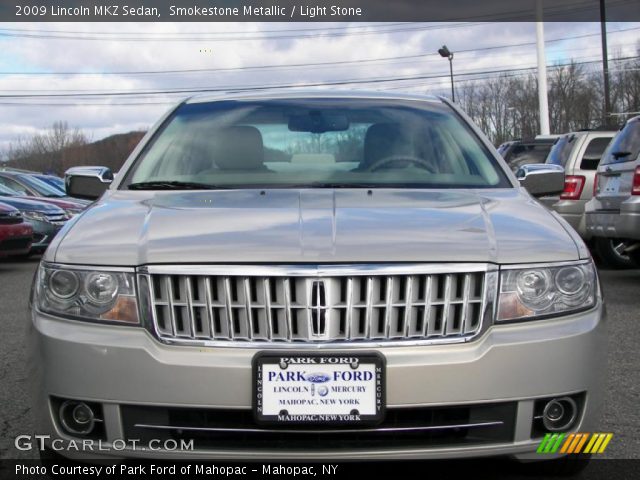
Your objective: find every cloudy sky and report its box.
[0,21,638,153]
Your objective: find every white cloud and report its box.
[0,21,638,152]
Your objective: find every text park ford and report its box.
[29,92,605,470]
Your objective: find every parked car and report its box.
[0,202,33,257]
[497,135,560,172]
[586,116,640,264]
[0,191,67,254]
[0,171,90,210]
[0,183,86,219]
[30,92,603,473]
[538,130,630,267]
[32,174,66,194]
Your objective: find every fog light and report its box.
[59,401,95,435]
[542,397,577,432]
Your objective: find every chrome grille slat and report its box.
[223,278,234,340]
[365,277,373,339]
[204,277,216,338]
[283,278,292,341]
[263,278,274,340]
[145,266,491,346]
[461,274,472,334]
[165,276,177,337]
[421,275,432,337]
[243,278,253,340]
[442,274,452,335]
[345,277,353,341]
[185,276,196,338]
[403,276,413,338]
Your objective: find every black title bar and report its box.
[1,0,638,22]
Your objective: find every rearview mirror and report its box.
[516,164,565,197]
[288,112,349,133]
[65,166,113,200]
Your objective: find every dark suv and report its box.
[497,136,560,172]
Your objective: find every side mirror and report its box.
[65,166,114,200]
[516,164,565,197]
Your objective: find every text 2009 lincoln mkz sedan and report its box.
[29,92,605,472]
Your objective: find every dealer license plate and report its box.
[253,352,385,425]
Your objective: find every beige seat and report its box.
[360,123,414,170]
[214,126,269,172]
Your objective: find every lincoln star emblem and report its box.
[310,280,328,337]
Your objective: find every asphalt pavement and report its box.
[0,257,638,461]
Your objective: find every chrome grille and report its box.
[44,212,67,224]
[141,265,496,346]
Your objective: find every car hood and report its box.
[49,188,582,266]
[28,196,86,210]
[0,201,19,214]
[0,195,63,213]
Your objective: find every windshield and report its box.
[125,98,510,189]
[36,175,66,192]
[17,174,65,197]
[0,184,19,196]
[600,117,640,165]
[546,135,575,166]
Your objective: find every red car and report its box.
[0,202,33,257]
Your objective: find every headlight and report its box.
[64,209,83,218]
[22,211,48,222]
[497,261,596,322]
[36,264,139,324]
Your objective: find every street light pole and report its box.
[535,1,550,135]
[600,0,611,127]
[438,45,455,102]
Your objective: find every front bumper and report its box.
[0,223,32,256]
[23,220,63,252]
[586,196,640,240]
[27,303,606,461]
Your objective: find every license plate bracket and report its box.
[253,352,385,426]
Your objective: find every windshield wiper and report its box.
[128,181,228,190]
[612,151,632,159]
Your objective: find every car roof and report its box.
[185,89,443,105]
[565,130,617,136]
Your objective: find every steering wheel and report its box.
[366,155,437,173]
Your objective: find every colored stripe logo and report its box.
[537,433,613,454]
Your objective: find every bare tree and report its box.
[4,121,89,173]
